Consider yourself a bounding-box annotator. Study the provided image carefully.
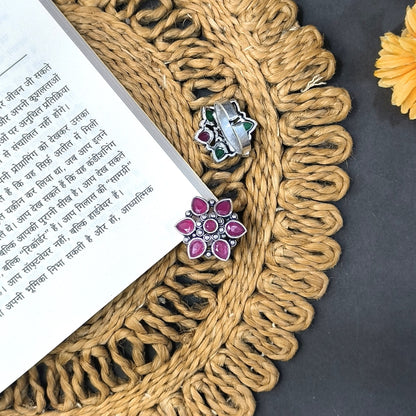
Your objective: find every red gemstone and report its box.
[212,239,231,261]
[214,199,232,217]
[198,131,211,143]
[188,238,206,259]
[225,220,246,239]
[176,218,196,235]
[191,197,209,215]
[204,219,218,233]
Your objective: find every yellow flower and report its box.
[375,4,416,119]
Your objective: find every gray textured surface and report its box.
[255,1,416,415]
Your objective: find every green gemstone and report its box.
[214,147,226,160]
[205,108,215,122]
[243,121,254,131]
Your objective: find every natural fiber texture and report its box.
[0,1,352,415]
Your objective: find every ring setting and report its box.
[195,100,257,162]
[176,196,246,261]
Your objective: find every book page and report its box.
[0,0,211,392]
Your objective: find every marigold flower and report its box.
[375,4,416,119]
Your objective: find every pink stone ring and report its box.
[176,196,247,261]
[194,100,257,162]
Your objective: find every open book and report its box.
[0,0,211,392]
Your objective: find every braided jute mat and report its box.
[0,1,352,415]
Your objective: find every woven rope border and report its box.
[0,1,352,415]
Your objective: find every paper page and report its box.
[0,0,211,392]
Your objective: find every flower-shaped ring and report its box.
[176,197,247,261]
[195,100,257,162]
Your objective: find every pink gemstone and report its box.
[212,239,231,261]
[188,238,206,259]
[225,220,246,238]
[198,131,211,143]
[176,218,195,235]
[191,197,209,215]
[214,199,232,217]
[204,219,218,233]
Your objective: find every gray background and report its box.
[255,1,416,415]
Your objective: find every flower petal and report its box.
[225,220,247,239]
[188,238,207,259]
[191,197,209,215]
[214,199,233,217]
[391,70,416,106]
[409,103,416,119]
[375,23,416,118]
[400,85,416,114]
[379,33,402,54]
[398,36,416,53]
[212,239,231,261]
[176,218,196,235]
[405,5,416,38]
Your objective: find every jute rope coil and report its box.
[0,1,352,415]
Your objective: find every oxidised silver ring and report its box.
[194,100,257,162]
